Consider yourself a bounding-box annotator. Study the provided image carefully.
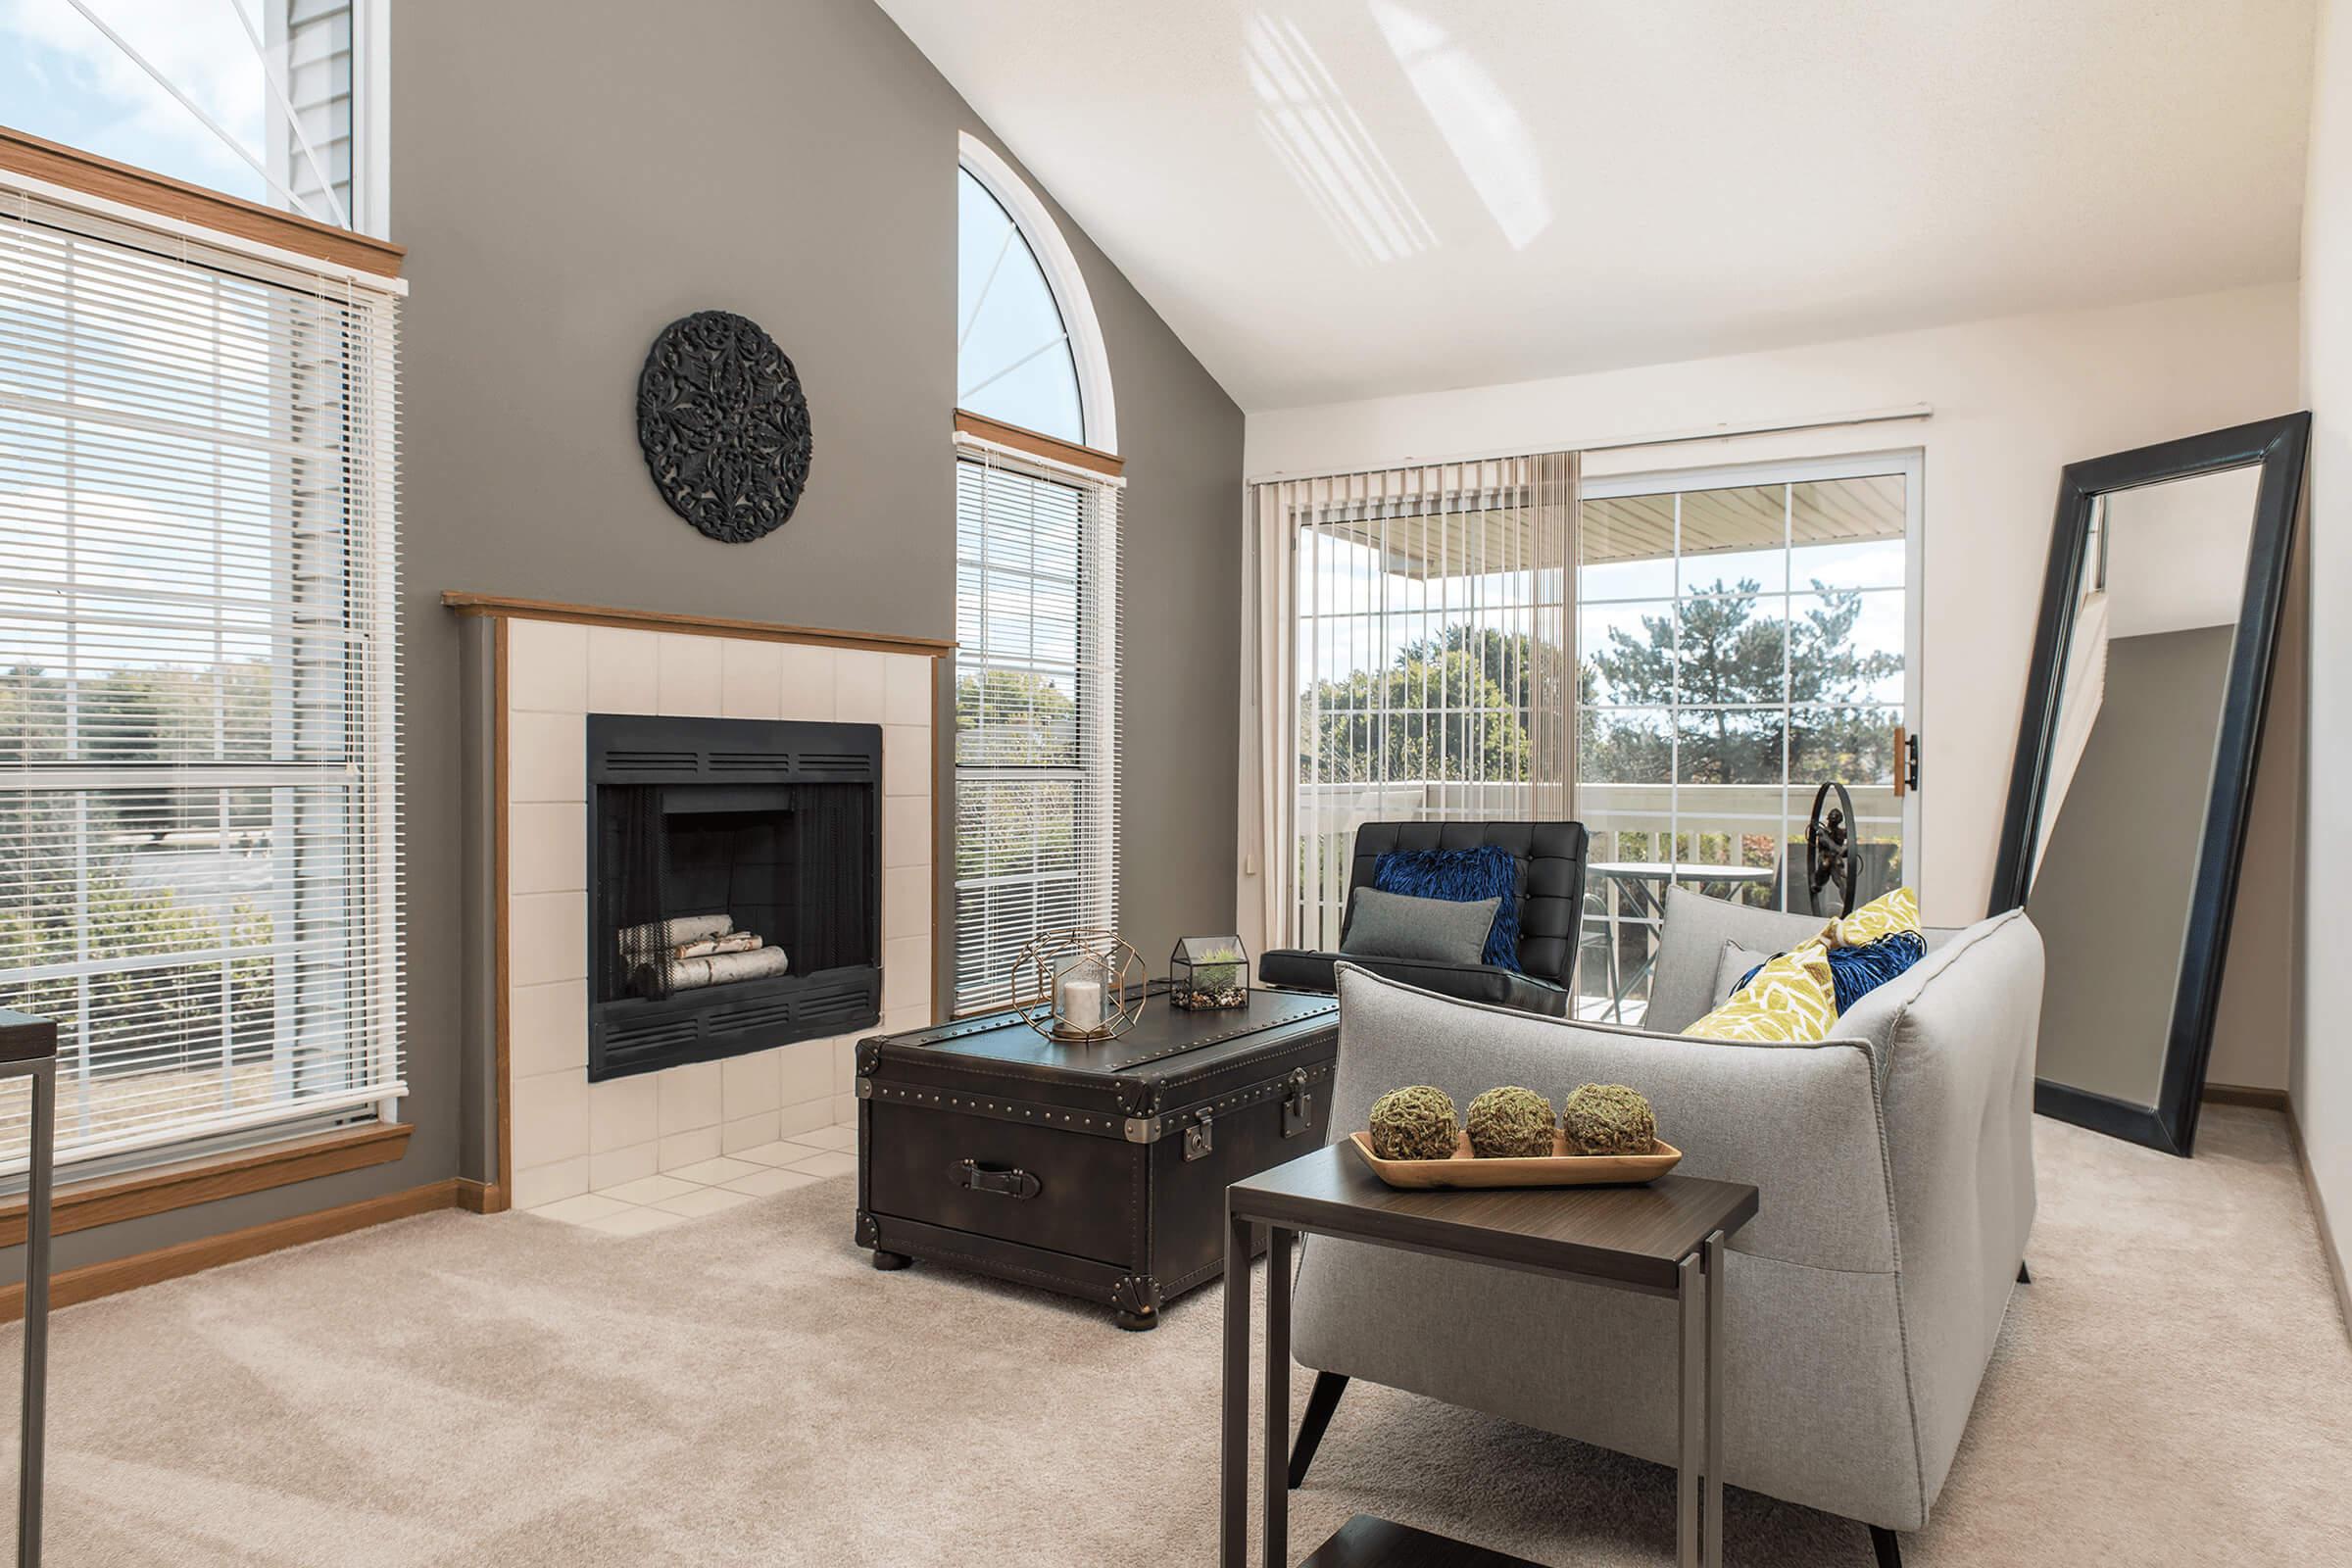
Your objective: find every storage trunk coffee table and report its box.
[855,988,1338,1330]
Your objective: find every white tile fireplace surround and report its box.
[500,615,937,1212]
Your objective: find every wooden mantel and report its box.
[441,593,955,659]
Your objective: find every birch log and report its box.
[617,912,732,955]
[651,945,791,993]
[673,931,761,960]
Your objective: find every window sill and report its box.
[0,1121,414,1249]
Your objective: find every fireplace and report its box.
[586,713,882,1081]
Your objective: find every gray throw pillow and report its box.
[1712,940,1778,1005]
[1340,887,1500,966]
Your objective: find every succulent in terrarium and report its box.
[1195,945,1244,991]
[1169,935,1250,1010]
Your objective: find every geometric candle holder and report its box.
[1009,928,1148,1043]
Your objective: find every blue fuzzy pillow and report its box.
[1370,846,1521,972]
[1735,929,1927,1012]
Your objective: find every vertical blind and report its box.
[0,183,405,1175]
[1255,454,1577,952]
[952,435,1121,1014]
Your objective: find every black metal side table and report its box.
[0,1010,56,1568]
[1221,1142,1758,1568]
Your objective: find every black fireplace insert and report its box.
[585,712,882,1081]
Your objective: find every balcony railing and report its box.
[1294,779,1904,1023]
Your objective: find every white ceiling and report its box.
[878,0,2315,412]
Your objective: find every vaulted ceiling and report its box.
[878,0,2315,411]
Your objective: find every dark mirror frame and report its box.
[1989,413,2308,1155]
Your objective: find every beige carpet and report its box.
[1,1106,2346,1566]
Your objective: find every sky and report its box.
[1,0,270,204]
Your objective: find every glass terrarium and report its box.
[1168,935,1250,1011]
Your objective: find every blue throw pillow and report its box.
[1735,929,1927,1012]
[1370,845,1521,972]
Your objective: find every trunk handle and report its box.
[951,1159,1041,1200]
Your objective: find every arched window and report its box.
[956,136,1115,451]
[952,137,1122,1015]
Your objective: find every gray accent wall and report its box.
[9,0,1240,1281]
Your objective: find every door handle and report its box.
[1893,725,1921,797]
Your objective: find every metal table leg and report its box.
[1704,1229,1726,1568]
[15,1056,52,1568]
[1677,1249,1699,1568]
[1220,1208,1253,1568]
[1262,1227,1291,1568]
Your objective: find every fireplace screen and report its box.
[586,714,882,1081]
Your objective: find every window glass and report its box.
[0,197,405,1170]
[957,168,1084,443]
[1576,468,1914,1022]
[0,0,359,229]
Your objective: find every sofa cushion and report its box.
[1647,886,1962,1034]
[1370,845,1522,970]
[1717,932,1931,1015]
[1713,939,1777,1005]
[1345,821,1587,986]
[1682,942,1840,1042]
[1340,887,1498,965]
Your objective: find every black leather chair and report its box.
[1258,820,1590,1017]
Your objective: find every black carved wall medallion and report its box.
[637,311,812,543]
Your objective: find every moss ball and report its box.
[1560,1084,1657,1155]
[1368,1085,1459,1160]
[1464,1086,1555,1157]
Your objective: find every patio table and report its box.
[1588,861,1779,1022]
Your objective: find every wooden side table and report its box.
[1221,1143,1758,1568]
[0,1010,56,1568]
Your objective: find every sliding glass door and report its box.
[1575,453,1922,1021]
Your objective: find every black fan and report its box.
[1804,780,1858,919]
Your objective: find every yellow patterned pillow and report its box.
[1831,886,1921,948]
[1682,940,1839,1043]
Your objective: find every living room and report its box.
[0,1,2346,1564]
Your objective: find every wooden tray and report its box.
[1348,1130,1682,1190]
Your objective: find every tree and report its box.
[955,668,1083,883]
[1582,577,1901,786]
[1298,644,1527,784]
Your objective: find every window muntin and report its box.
[956,167,1084,443]
[0,0,364,230]
[1576,459,1919,1020]
[0,188,403,1174]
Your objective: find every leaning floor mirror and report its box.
[1991,413,2307,1153]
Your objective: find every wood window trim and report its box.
[0,1120,414,1250]
[442,592,956,658]
[0,1174,478,1324]
[0,123,405,278]
[956,411,1124,479]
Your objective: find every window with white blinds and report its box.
[0,184,404,1176]
[952,442,1121,1014]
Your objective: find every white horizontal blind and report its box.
[0,184,404,1176]
[953,438,1120,1013]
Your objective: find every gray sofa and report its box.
[1290,887,2043,1557]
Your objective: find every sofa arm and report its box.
[1329,963,1898,1272]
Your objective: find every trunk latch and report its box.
[1184,1110,1214,1162]
[1282,1068,1313,1139]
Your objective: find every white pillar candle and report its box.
[1059,975,1104,1033]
